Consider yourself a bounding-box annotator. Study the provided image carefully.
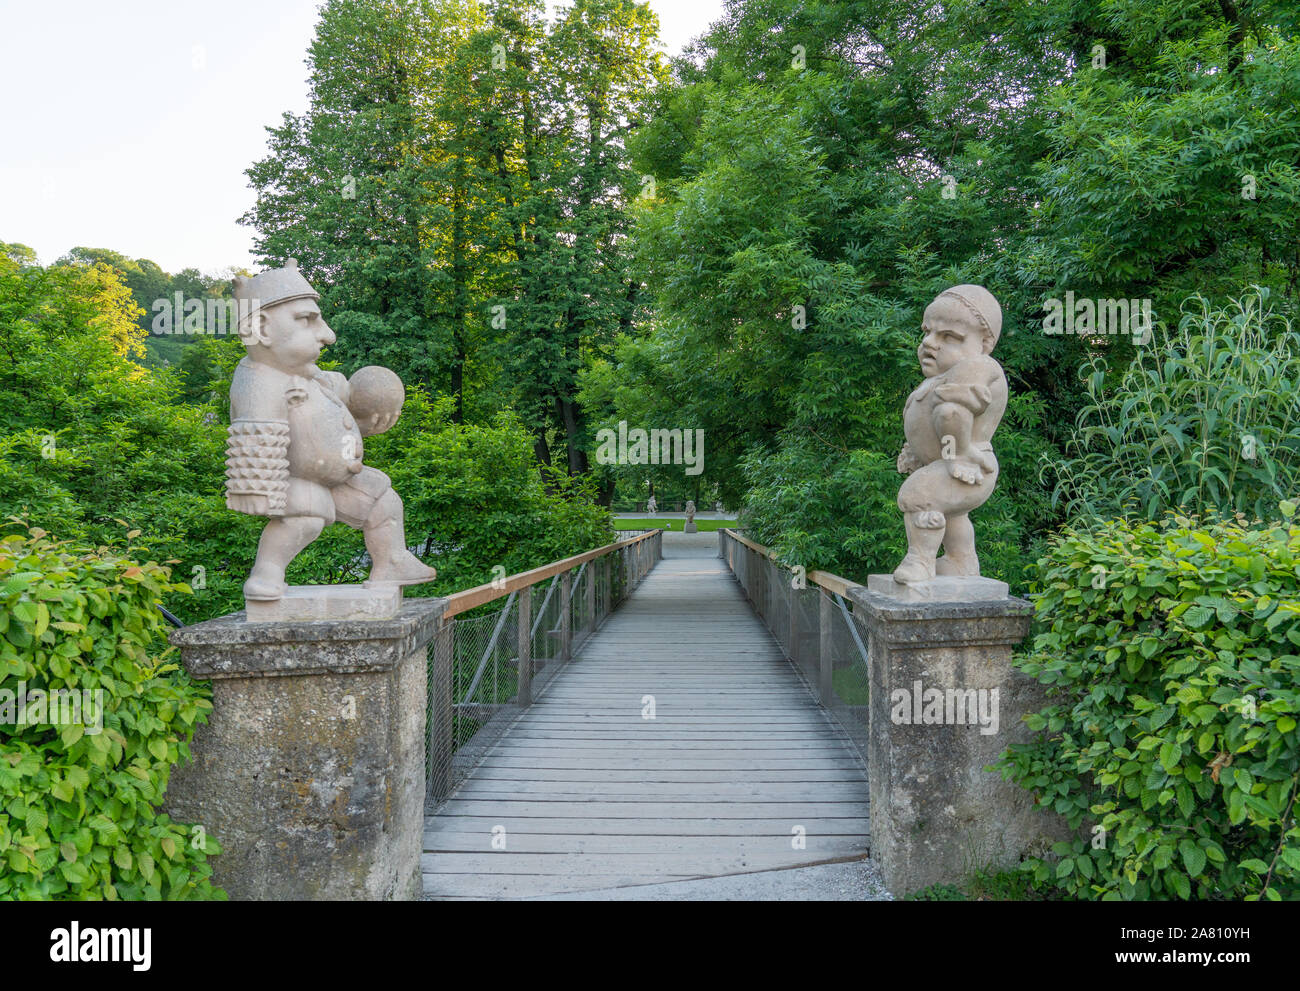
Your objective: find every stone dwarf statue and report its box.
[225,260,436,601]
[891,284,1008,584]
[646,495,657,516]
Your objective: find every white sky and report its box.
[0,0,725,274]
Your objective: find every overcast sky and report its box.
[0,0,725,274]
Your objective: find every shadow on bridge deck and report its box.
[421,530,871,899]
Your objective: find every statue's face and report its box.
[918,296,986,377]
[251,299,335,371]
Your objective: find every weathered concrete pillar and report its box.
[164,598,443,900]
[849,577,1066,894]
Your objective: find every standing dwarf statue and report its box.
[226,260,436,601]
[892,284,1008,584]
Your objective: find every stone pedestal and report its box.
[849,578,1066,895]
[164,598,443,900]
[683,521,698,533]
[244,584,403,623]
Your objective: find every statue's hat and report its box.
[232,259,319,321]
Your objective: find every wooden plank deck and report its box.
[422,534,870,899]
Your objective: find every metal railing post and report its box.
[585,557,596,635]
[517,587,532,707]
[560,569,572,661]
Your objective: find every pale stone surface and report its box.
[867,573,1009,602]
[225,260,436,605]
[892,284,1008,584]
[646,496,657,516]
[244,583,403,623]
[164,599,443,900]
[683,499,697,533]
[849,586,1068,894]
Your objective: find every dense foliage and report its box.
[607,0,1300,581]
[0,527,222,899]
[998,514,1300,900]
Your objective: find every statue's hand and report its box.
[897,444,922,475]
[948,459,983,485]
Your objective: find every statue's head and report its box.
[232,259,335,373]
[918,284,1002,377]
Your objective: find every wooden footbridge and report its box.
[422,529,872,899]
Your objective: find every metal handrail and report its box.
[718,528,860,597]
[442,529,661,619]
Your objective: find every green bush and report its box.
[997,512,1300,900]
[377,396,616,597]
[0,525,223,899]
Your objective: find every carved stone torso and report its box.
[902,356,1008,465]
[230,359,364,487]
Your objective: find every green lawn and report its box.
[613,518,733,532]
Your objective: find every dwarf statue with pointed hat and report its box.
[226,260,436,601]
[891,284,1008,584]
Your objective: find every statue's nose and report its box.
[319,322,336,346]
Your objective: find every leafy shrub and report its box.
[997,512,1300,900]
[1050,290,1300,522]
[0,525,223,899]
[376,395,616,597]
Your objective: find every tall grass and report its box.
[1048,289,1300,522]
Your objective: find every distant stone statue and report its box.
[646,495,657,516]
[226,260,436,605]
[891,285,1007,584]
[684,499,697,533]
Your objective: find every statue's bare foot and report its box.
[893,554,935,584]
[244,569,287,601]
[369,549,437,586]
[935,553,979,577]
[948,459,982,485]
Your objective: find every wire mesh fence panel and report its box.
[824,595,870,764]
[425,594,525,804]
[717,530,870,770]
[791,584,821,691]
[529,575,567,698]
[425,530,664,810]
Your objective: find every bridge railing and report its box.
[718,528,870,763]
[425,528,663,806]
